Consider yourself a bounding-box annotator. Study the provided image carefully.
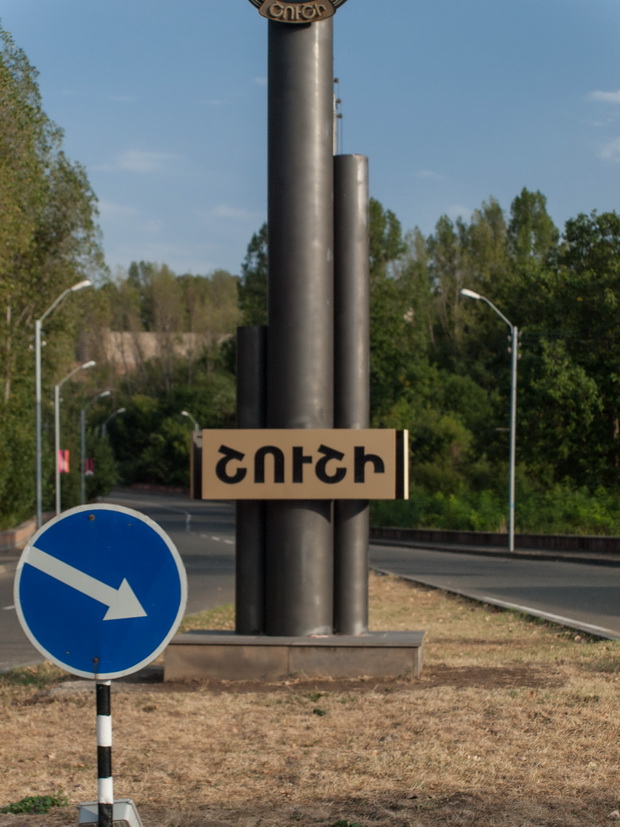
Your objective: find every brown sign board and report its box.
[197,429,408,500]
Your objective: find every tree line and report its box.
[0,25,240,527]
[0,26,105,528]
[240,196,620,534]
[1,20,619,535]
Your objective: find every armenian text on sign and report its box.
[247,0,349,24]
[261,1,334,22]
[200,429,408,500]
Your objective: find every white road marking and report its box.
[478,594,620,638]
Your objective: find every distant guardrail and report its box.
[3,515,620,557]
[370,526,620,556]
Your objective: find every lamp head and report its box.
[460,288,482,300]
[71,279,92,292]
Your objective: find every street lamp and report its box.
[80,390,111,505]
[54,360,96,515]
[460,288,518,552]
[35,279,93,527]
[101,407,126,438]
[180,410,200,431]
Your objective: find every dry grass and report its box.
[0,572,619,826]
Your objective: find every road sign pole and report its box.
[96,681,113,827]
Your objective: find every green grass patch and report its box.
[1,793,68,814]
[0,661,67,688]
[179,602,235,632]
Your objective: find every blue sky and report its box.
[2,0,619,278]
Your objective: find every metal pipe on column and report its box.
[264,19,335,636]
[333,153,370,635]
[235,326,267,635]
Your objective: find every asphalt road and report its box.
[2,490,619,672]
[0,490,236,672]
[98,490,236,617]
[370,543,620,639]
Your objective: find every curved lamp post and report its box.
[35,279,92,527]
[460,288,518,552]
[80,390,111,505]
[101,407,126,438]
[54,360,96,515]
[180,410,200,431]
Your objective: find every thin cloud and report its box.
[213,204,262,221]
[447,204,473,222]
[97,150,179,173]
[415,169,444,180]
[589,90,620,105]
[118,150,178,172]
[98,201,141,220]
[600,136,620,162]
[106,94,138,103]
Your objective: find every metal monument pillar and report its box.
[264,17,335,635]
[170,1,425,683]
[333,153,370,634]
[235,326,267,634]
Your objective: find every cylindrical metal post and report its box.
[333,154,370,635]
[80,408,86,506]
[509,325,518,553]
[54,385,61,515]
[35,320,43,529]
[96,681,113,827]
[265,19,335,636]
[235,326,267,635]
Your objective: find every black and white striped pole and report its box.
[96,681,113,827]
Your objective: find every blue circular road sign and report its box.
[14,504,187,680]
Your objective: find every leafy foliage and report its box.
[1,21,619,534]
[0,23,105,527]
[238,222,268,326]
[0,794,68,814]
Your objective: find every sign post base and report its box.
[78,799,143,827]
[164,630,425,682]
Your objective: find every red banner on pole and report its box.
[58,450,70,474]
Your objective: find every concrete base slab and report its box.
[164,631,425,682]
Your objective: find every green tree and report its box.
[519,339,602,483]
[238,223,268,326]
[508,187,559,266]
[369,197,406,277]
[547,211,620,482]
[0,23,105,526]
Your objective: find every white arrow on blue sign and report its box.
[14,504,188,680]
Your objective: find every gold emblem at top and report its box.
[247,0,348,24]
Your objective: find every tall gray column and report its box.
[264,19,335,636]
[333,154,370,635]
[235,326,267,635]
